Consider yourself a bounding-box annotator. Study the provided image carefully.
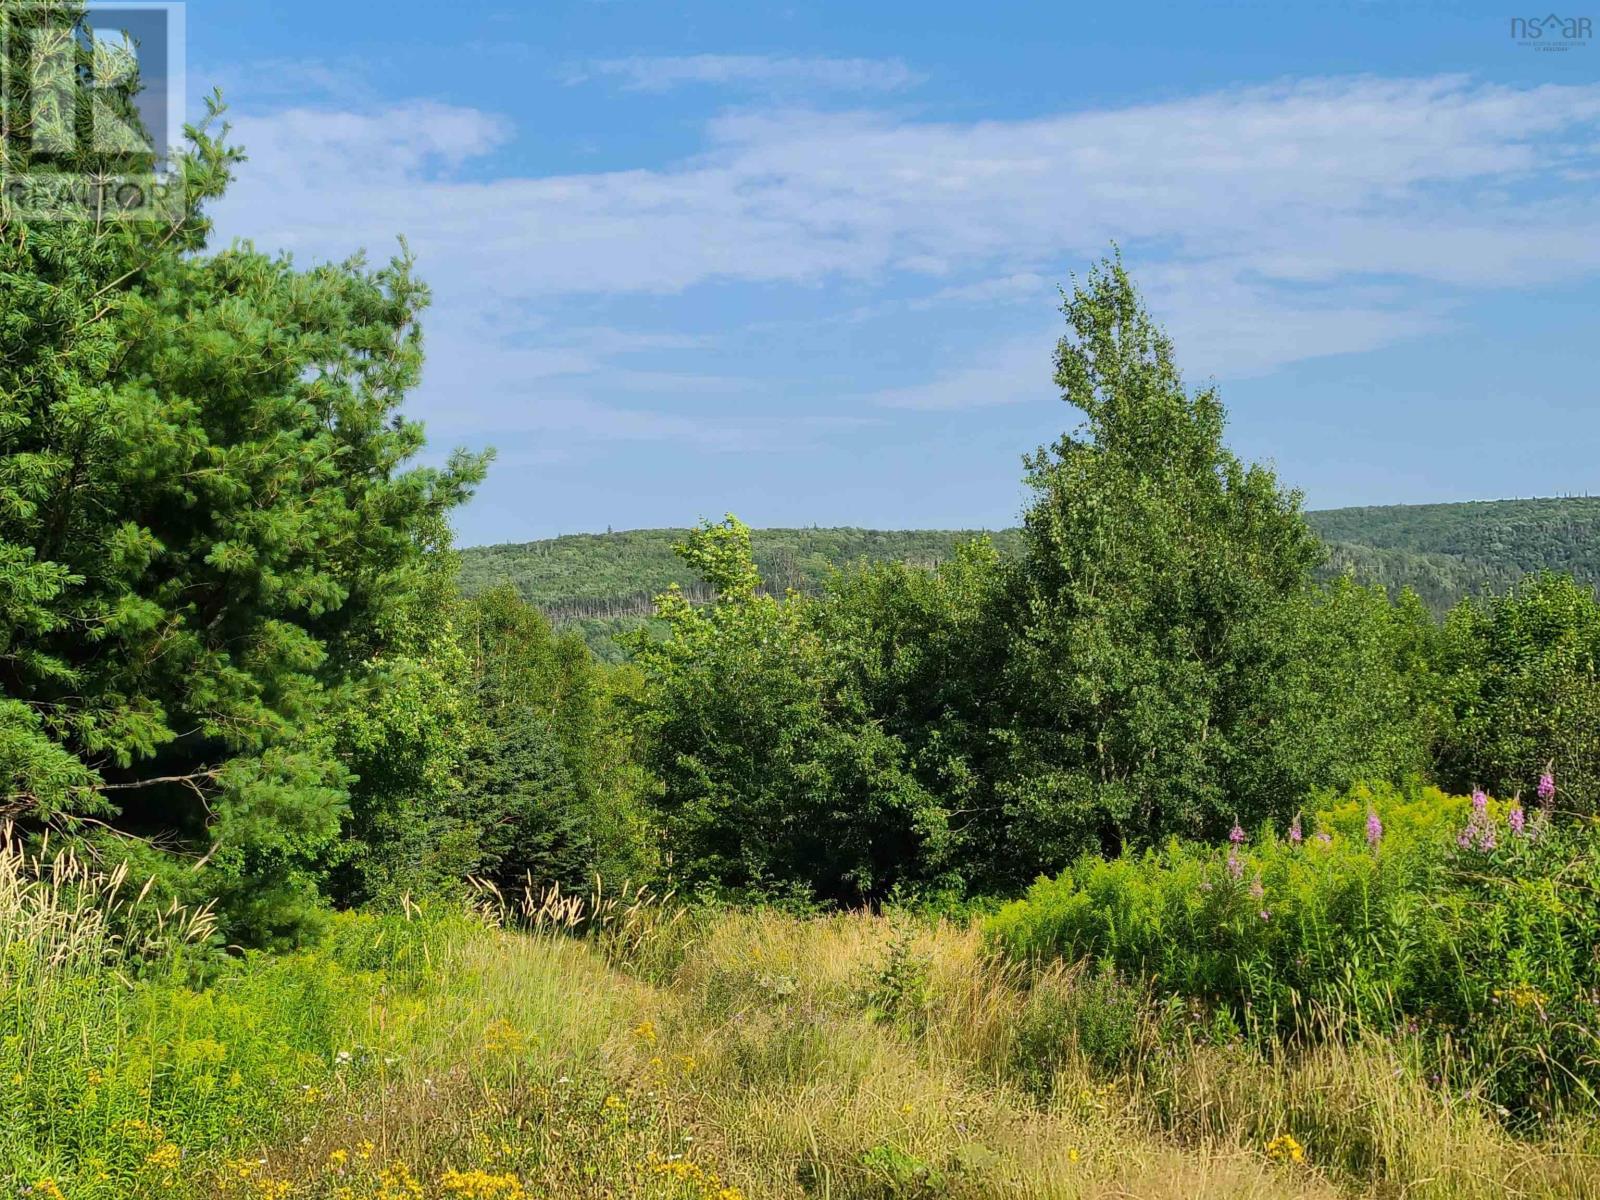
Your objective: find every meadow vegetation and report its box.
[6,830,1599,1200]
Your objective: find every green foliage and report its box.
[990,781,1600,1116]
[861,928,935,1035]
[1437,572,1600,813]
[621,260,1441,902]
[454,586,655,895]
[993,255,1411,867]
[460,503,1600,656]
[0,63,485,937]
[460,526,1023,658]
[820,539,1012,888]
[1011,961,1147,1093]
[628,517,952,905]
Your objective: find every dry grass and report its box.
[4,853,1597,1199]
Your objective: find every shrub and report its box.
[988,780,1600,1116]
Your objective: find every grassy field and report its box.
[7,836,1599,1200]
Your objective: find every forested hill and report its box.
[459,528,1024,658]
[1311,496,1600,613]
[460,497,1600,657]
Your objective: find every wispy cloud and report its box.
[208,74,1600,431]
[565,54,924,93]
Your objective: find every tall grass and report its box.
[4,843,1598,1198]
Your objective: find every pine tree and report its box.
[0,13,486,940]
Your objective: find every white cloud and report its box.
[870,336,1057,411]
[206,74,1600,428]
[566,54,924,93]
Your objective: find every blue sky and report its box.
[178,1,1600,544]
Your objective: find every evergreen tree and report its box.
[0,29,486,940]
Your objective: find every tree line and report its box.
[3,69,1598,938]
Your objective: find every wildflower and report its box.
[1460,790,1499,851]
[1509,804,1526,836]
[438,1167,528,1198]
[145,1142,182,1172]
[1366,809,1383,848]
[1229,822,1246,844]
[1259,909,1271,921]
[482,1020,526,1055]
[1226,848,1244,880]
[32,1181,66,1200]
[1249,875,1264,901]
[1288,816,1303,846]
[632,1020,657,1043]
[1266,1133,1306,1165]
[1067,1147,1081,1163]
[1315,831,1332,848]
[1539,771,1556,805]
[328,1148,349,1170]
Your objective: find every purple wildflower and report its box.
[1509,804,1526,836]
[1249,875,1265,901]
[1366,809,1383,848]
[1259,909,1271,922]
[1227,847,1244,880]
[1472,788,1488,817]
[1315,831,1332,848]
[1288,816,1303,846]
[1229,822,1246,845]
[1538,772,1556,806]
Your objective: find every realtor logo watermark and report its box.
[1,2,186,220]
[1510,13,1592,49]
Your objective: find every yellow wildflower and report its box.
[145,1142,183,1171]
[482,1019,527,1055]
[33,1180,66,1200]
[1266,1133,1306,1165]
[438,1167,528,1199]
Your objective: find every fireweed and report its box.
[989,779,1600,1118]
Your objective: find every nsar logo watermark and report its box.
[1510,12,1592,50]
[1,2,186,221]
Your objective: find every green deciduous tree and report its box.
[994,255,1414,871]
[628,517,950,906]
[1437,572,1600,812]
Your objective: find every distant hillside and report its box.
[459,528,1024,659]
[461,498,1600,658]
